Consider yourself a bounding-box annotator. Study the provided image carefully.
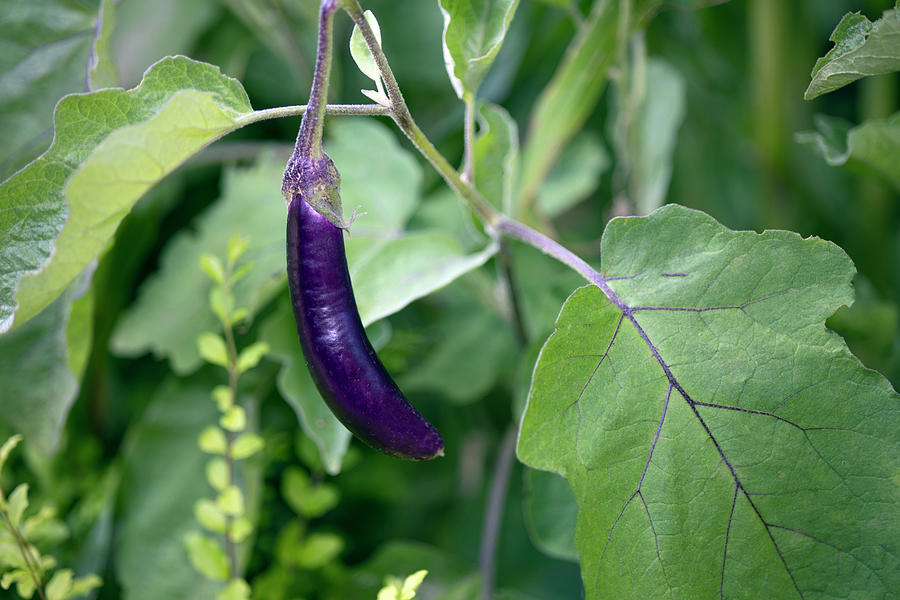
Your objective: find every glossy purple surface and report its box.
[286,194,444,460]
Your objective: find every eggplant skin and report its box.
[286,194,444,460]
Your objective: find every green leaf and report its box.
[231,433,264,460]
[612,58,686,215]
[0,267,93,452]
[228,517,252,544]
[474,102,519,212]
[197,332,230,368]
[226,234,251,266]
[65,574,103,599]
[400,310,517,405]
[217,485,245,516]
[0,0,97,180]
[45,568,73,600]
[217,578,251,600]
[796,112,900,192]
[523,469,577,562]
[194,498,227,533]
[377,569,428,600]
[537,133,608,219]
[212,385,233,412]
[206,458,229,491]
[350,10,383,82]
[199,426,227,454]
[184,531,229,581]
[518,0,661,206]
[281,466,340,519]
[517,204,900,598]
[220,405,246,432]
[7,484,29,529]
[0,56,254,334]
[293,532,344,570]
[88,0,119,90]
[0,435,22,475]
[236,341,269,374]
[348,231,498,327]
[805,5,900,99]
[438,0,521,100]
[199,254,226,285]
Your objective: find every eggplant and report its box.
[286,192,444,460]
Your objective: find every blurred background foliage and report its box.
[0,0,897,598]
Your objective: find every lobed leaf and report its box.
[518,204,900,598]
[0,55,254,334]
[805,3,900,100]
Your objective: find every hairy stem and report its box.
[236,103,391,126]
[290,0,340,161]
[478,427,517,600]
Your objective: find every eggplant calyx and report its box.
[282,153,347,230]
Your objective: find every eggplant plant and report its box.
[0,0,897,599]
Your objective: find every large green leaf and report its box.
[518,204,899,598]
[796,112,900,192]
[0,0,98,180]
[805,3,900,100]
[0,55,254,334]
[0,267,93,453]
[111,155,288,374]
[438,0,521,100]
[474,102,519,212]
[518,0,661,208]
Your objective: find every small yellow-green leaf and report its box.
[217,578,251,600]
[217,485,245,516]
[294,532,344,569]
[236,341,269,374]
[206,458,229,491]
[228,517,252,544]
[231,433,264,460]
[197,332,229,368]
[220,405,246,432]
[0,434,22,474]
[226,234,250,266]
[184,531,229,581]
[194,498,226,533]
[211,385,233,412]
[198,426,227,454]
[45,568,74,600]
[199,253,225,285]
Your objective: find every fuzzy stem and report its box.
[290,0,339,161]
[236,103,390,126]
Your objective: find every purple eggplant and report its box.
[286,192,444,460]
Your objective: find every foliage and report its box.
[0,0,897,599]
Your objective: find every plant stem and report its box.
[478,426,517,600]
[497,241,528,346]
[463,96,477,184]
[221,267,240,580]
[290,0,340,160]
[236,103,391,126]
